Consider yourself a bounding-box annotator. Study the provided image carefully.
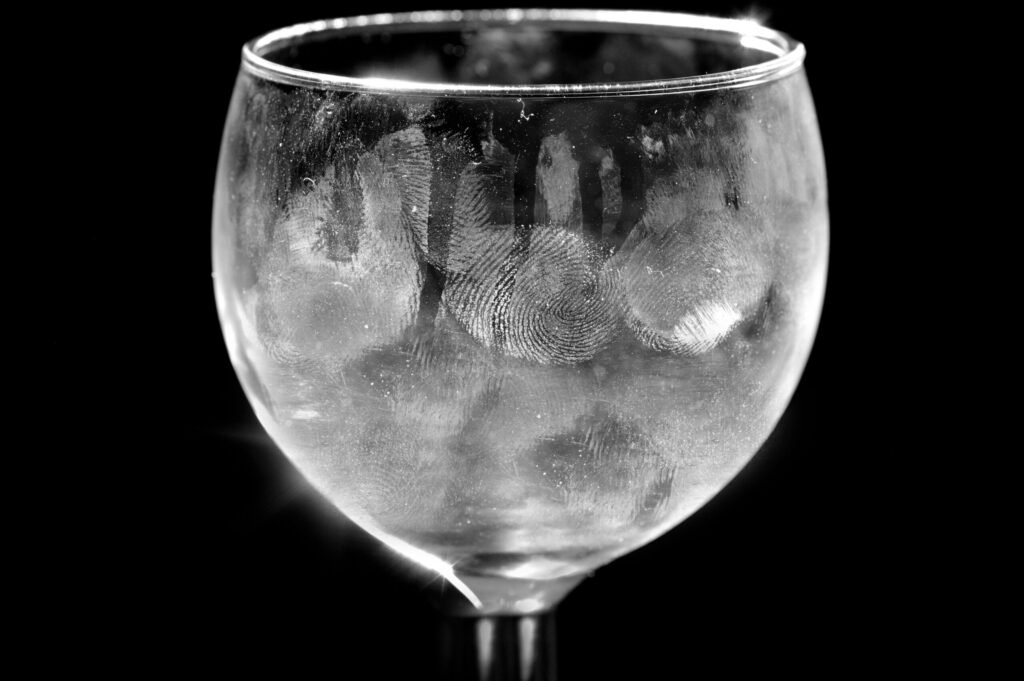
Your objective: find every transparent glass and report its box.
[213,9,827,678]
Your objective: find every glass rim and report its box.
[241,8,806,97]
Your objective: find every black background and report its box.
[52,1,932,675]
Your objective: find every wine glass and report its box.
[213,8,827,679]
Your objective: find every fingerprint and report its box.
[256,129,425,368]
[613,209,769,356]
[442,162,619,365]
[336,421,451,530]
[467,361,595,467]
[535,133,582,230]
[254,295,320,372]
[556,414,676,527]
[367,126,431,255]
[390,314,495,442]
[233,172,279,281]
[505,228,620,364]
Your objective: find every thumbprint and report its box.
[256,128,426,369]
[442,160,620,365]
[612,209,770,355]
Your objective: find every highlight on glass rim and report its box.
[212,7,827,677]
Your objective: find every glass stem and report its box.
[440,612,557,681]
